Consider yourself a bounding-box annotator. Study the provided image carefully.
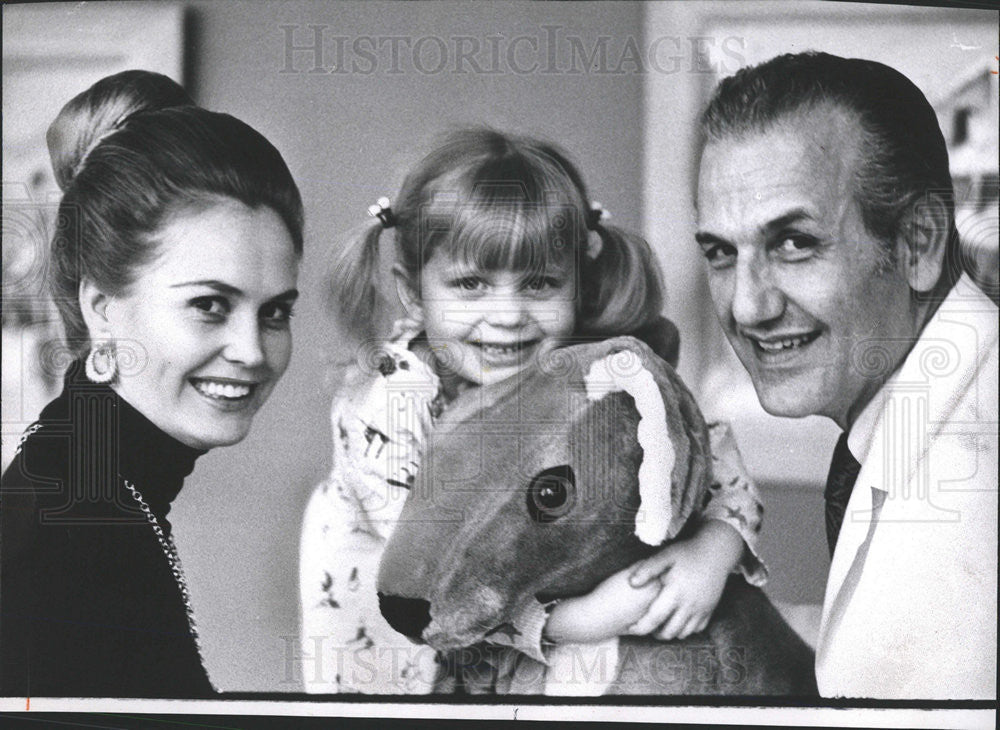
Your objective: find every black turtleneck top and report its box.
[1,360,215,697]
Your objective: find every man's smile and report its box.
[741,330,823,362]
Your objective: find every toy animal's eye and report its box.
[527,465,576,523]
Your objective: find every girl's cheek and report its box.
[554,304,577,337]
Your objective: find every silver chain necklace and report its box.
[12,422,42,459]
[14,422,219,692]
[123,478,217,692]
[15,422,216,691]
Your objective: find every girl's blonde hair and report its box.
[330,128,663,343]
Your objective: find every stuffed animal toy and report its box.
[377,336,816,695]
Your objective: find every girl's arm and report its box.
[543,565,660,644]
[298,343,441,693]
[299,478,355,693]
[543,521,744,644]
[626,422,766,638]
[545,422,765,644]
[299,383,383,694]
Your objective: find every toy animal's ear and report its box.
[583,346,682,546]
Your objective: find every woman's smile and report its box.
[189,376,261,409]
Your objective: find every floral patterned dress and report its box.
[298,325,766,694]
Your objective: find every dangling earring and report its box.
[85,341,117,384]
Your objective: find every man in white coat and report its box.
[694,51,997,699]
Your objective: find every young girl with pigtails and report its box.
[299,128,766,694]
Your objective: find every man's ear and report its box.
[899,192,949,293]
[392,264,423,321]
[78,278,114,338]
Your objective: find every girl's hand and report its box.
[625,520,743,640]
[543,566,661,645]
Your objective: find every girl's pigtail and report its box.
[582,223,665,338]
[327,219,387,345]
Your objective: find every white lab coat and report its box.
[815,275,998,699]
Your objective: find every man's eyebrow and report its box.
[695,207,816,246]
[760,208,815,234]
[695,231,728,246]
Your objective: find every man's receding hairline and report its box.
[697,101,867,208]
[705,98,864,148]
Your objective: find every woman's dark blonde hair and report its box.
[47,70,304,354]
[331,128,664,344]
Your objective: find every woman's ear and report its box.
[78,278,114,338]
[392,264,423,322]
[899,191,949,293]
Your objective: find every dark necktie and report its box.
[824,432,862,556]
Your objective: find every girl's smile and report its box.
[468,337,541,368]
[400,255,576,387]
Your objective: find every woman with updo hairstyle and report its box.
[0,70,304,697]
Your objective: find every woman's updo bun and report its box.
[47,70,194,192]
[47,70,304,355]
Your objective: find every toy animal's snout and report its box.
[378,593,431,640]
[377,464,578,645]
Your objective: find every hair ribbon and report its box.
[367,196,396,228]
